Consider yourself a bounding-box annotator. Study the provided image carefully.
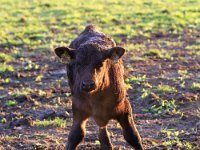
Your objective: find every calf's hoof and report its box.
[100,145,113,150]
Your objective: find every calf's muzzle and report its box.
[81,80,96,92]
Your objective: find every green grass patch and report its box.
[186,39,200,55]
[0,0,199,52]
[142,49,172,59]
[160,128,194,149]
[0,135,17,141]
[143,49,162,57]
[125,44,146,51]
[178,70,188,76]
[160,128,183,148]
[34,117,67,128]
[125,75,146,85]
[0,118,7,123]
[131,56,147,62]
[155,84,177,93]
[0,53,13,62]
[0,64,14,73]
[190,82,200,90]
[5,100,17,107]
[9,87,34,97]
[150,99,177,115]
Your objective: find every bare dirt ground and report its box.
[0,30,200,150]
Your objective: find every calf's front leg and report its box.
[99,126,113,150]
[116,100,144,150]
[66,106,89,150]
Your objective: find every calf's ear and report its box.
[106,47,125,63]
[54,47,76,64]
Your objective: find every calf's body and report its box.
[55,25,144,150]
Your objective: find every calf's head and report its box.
[55,44,125,93]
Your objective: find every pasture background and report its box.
[0,0,200,149]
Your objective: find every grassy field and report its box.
[0,0,200,149]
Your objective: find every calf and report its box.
[54,25,144,150]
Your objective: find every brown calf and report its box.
[54,25,144,150]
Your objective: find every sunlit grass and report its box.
[0,0,199,51]
[190,82,200,90]
[0,53,13,62]
[160,128,193,149]
[34,117,67,128]
[0,135,17,141]
[0,118,7,123]
[155,84,177,93]
[0,64,14,73]
[143,49,162,57]
[5,100,17,107]
[151,99,177,115]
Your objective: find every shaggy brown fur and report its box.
[54,25,144,150]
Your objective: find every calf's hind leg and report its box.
[99,126,113,150]
[66,107,89,150]
[116,100,144,150]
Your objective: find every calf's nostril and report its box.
[82,82,86,87]
[90,82,95,87]
[82,80,95,91]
